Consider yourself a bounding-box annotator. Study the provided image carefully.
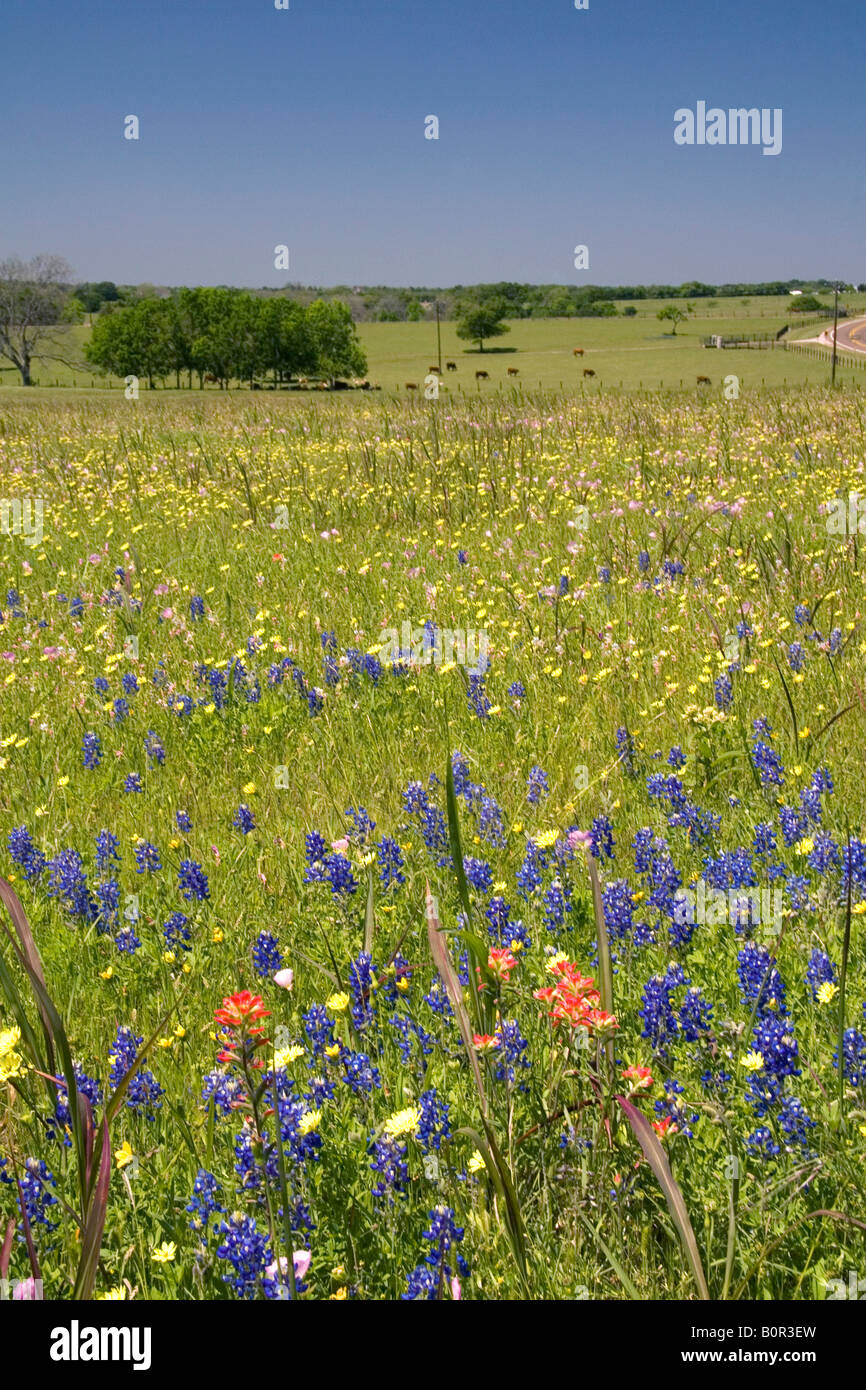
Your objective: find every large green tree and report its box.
[455,297,510,352]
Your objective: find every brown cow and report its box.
[583,368,595,378]
[572,348,584,357]
[507,367,519,376]
[204,372,218,383]
[428,365,442,374]
[697,375,711,385]
[475,370,489,380]
[405,382,418,390]
[445,361,457,371]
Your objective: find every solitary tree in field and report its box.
[455,298,510,352]
[0,254,72,385]
[656,301,694,335]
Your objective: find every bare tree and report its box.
[0,254,73,385]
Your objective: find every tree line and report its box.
[84,290,367,388]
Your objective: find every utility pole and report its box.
[435,300,442,374]
[831,282,840,387]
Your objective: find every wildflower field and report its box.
[1,386,865,1303]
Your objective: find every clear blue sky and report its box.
[2,0,863,287]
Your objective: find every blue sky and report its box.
[2,0,863,286]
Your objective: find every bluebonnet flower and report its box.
[494,1019,531,1083]
[835,1029,866,1086]
[201,1070,244,1115]
[115,924,142,954]
[467,673,491,719]
[738,942,788,1017]
[654,1079,697,1139]
[478,794,505,847]
[123,773,143,794]
[787,642,805,672]
[112,697,130,723]
[341,1051,381,1095]
[95,828,120,873]
[134,840,161,874]
[808,833,840,874]
[303,1005,335,1058]
[678,987,713,1041]
[349,952,376,1031]
[369,1136,408,1201]
[215,1214,270,1298]
[794,604,810,627]
[527,765,549,803]
[714,672,733,711]
[753,1015,800,1079]
[805,948,836,999]
[175,810,192,833]
[144,730,165,766]
[485,896,531,950]
[598,566,611,584]
[543,879,572,931]
[376,835,405,887]
[508,681,526,700]
[7,826,46,880]
[178,859,209,901]
[82,732,102,770]
[517,839,545,897]
[47,848,95,921]
[638,549,650,573]
[752,740,784,787]
[233,804,256,835]
[667,746,686,769]
[640,963,687,1054]
[590,815,614,861]
[463,856,493,893]
[252,931,283,978]
[190,595,205,620]
[94,879,120,932]
[778,1096,816,1153]
[754,822,777,858]
[746,1126,781,1159]
[93,676,109,695]
[12,1158,59,1234]
[346,805,376,845]
[163,911,192,952]
[109,1026,163,1117]
[402,1206,468,1300]
[187,1169,224,1246]
[417,1089,451,1151]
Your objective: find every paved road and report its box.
[832,317,866,354]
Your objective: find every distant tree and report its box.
[86,297,175,387]
[657,302,694,335]
[0,254,72,385]
[74,282,120,320]
[622,305,637,316]
[455,298,510,351]
[789,294,827,313]
[306,299,367,381]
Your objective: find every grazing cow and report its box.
[428,365,442,374]
[297,377,308,386]
[405,382,418,390]
[507,367,519,376]
[204,372,218,383]
[583,368,595,378]
[697,375,711,385]
[573,348,584,357]
[445,361,457,371]
[317,381,330,390]
[475,370,489,380]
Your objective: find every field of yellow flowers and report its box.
[1,386,865,1302]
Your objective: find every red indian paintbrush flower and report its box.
[214,990,270,1032]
